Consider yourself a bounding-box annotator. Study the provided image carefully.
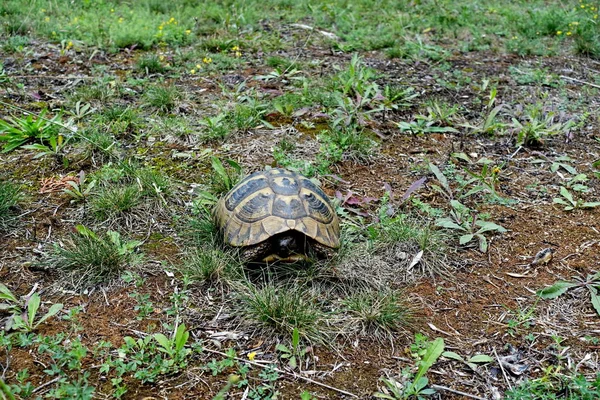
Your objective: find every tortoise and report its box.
[214,168,340,262]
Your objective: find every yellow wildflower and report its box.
[159,55,165,61]
[44,17,50,22]
[556,30,562,35]
[232,45,240,51]
[492,167,501,175]
[190,69,196,74]
[248,352,257,361]
[158,25,163,30]
[203,57,212,64]
[118,17,124,23]
[66,41,73,50]
[196,64,202,69]
[185,29,191,35]
[566,31,572,36]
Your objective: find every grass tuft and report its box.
[0,180,22,230]
[90,185,142,221]
[144,85,181,113]
[180,247,241,284]
[45,228,142,287]
[342,289,412,338]
[238,282,324,342]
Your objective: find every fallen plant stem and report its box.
[202,347,359,398]
[560,75,600,90]
[493,347,512,390]
[31,377,61,394]
[430,384,487,400]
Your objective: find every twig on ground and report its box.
[493,347,512,390]
[31,377,61,394]
[560,75,600,89]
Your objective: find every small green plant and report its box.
[209,156,243,195]
[45,225,142,287]
[375,337,445,399]
[90,185,142,220]
[332,54,378,97]
[397,116,458,135]
[199,113,229,142]
[379,85,418,121]
[505,370,600,399]
[0,180,21,230]
[461,157,503,199]
[275,328,310,370]
[0,284,63,332]
[63,171,96,204]
[318,126,376,165]
[428,163,454,200]
[137,54,166,74]
[442,351,493,372]
[69,101,95,121]
[129,291,154,320]
[181,247,240,283]
[531,155,578,175]
[0,110,62,152]
[537,272,600,316]
[435,200,506,252]
[511,100,577,147]
[144,85,180,113]
[460,86,504,135]
[553,187,600,211]
[153,323,191,369]
[239,283,323,342]
[342,289,412,338]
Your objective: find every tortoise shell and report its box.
[214,168,340,249]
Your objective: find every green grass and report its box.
[1,0,597,57]
[144,85,181,113]
[45,228,142,287]
[0,180,21,230]
[342,289,412,338]
[137,54,167,74]
[90,185,142,221]
[505,372,600,400]
[180,247,241,284]
[238,282,324,342]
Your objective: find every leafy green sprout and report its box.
[553,187,600,211]
[0,110,63,153]
[275,327,310,370]
[63,171,96,204]
[375,337,445,400]
[0,284,63,332]
[208,156,243,195]
[537,271,600,316]
[435,200,506,252]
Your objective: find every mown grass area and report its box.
[1,0,600,399]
